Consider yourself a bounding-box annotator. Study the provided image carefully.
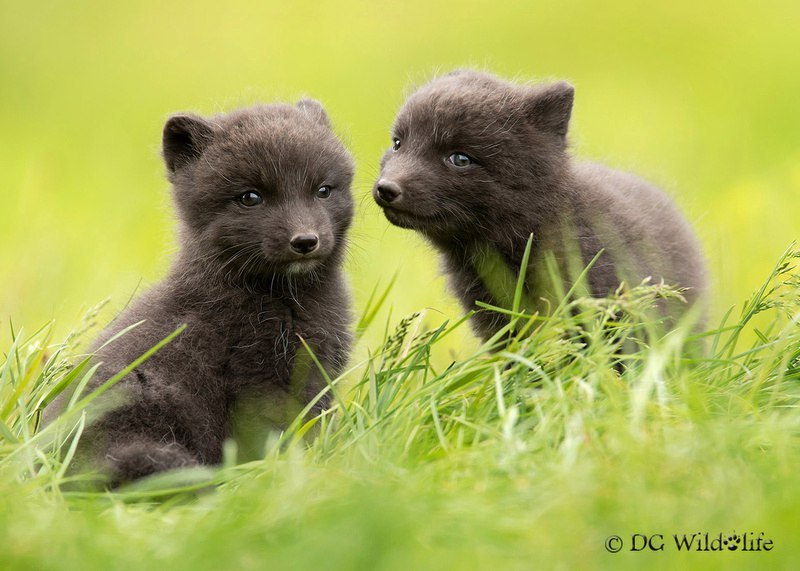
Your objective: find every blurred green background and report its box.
[1,0,798,357]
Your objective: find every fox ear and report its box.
[525,81,574,139]
[162,114,214,173]
[296,98,331,128]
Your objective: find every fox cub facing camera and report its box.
[48,100,355,486]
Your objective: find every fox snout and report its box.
[374,178,403,205]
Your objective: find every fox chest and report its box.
[221,302,308,390]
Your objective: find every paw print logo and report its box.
[723,531,742,551]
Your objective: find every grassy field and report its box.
[2,247,799,569]
[1,0,799,569]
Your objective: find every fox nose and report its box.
[289,233,319,255]
[375,179,402,203]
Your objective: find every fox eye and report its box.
[391,138,401,151]
[447,152,473,167]
[317,185,332,199]
[239,191,263,206]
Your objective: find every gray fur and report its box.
[373,70,707,341]
[48,102,355,486]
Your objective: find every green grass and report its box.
[1,245,798,570]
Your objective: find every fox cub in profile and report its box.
[48,100,355,486]
[373,70,707,340]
